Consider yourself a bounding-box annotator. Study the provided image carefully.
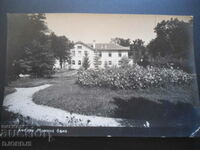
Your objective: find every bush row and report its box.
[76,64,194,89]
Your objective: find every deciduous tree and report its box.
[50,33,74,69]
[6,13,56,81]
[147,18,193,71]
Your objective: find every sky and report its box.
[45,13,192,45]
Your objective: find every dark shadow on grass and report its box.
[112,97,199,127]
[1,107,26,125]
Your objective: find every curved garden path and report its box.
[3,84,123,127]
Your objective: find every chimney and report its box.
[93,40,96,49]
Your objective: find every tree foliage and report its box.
[119,56,130,68]
[113,38,148,65]
[82,52,90,70]
[6,14,55,81]
[50,33,74,68]
[147,18,193,59]
[7,14,34,81]
[16,38,55,77]
[6,13,75,81]
[130,39,147,62]
[147,18,193,71]
[110,38,130,47]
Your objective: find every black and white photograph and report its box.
[1,13,199,134]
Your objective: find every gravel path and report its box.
[3,84,126,127]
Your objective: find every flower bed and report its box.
[76,64,194,89]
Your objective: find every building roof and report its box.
[75,41,129,51]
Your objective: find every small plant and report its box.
[104,61,108,68]
[82,52,90,70]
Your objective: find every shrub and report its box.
[77,63,194,90]
[82,52,90,70]
[119,56,130,68]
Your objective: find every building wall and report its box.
[70,43,129,69]
[70,43,95,69]
[98,51,128,67]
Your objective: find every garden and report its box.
[3,64,199,127]
[2,14,200,128]
[29,63,199,127]
[77,63,194,90]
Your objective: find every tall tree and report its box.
[147,18,193,71]
[147,18,193,59]
[7,14,33,81]
[16,38,55,77]
[82,52,90,70]
[130,39,147,63]
[50,33,74,69]
[6,13,55,81]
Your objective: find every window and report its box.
[72,51,75,57]
[78,60,81,65]
[108,52,112,57]
[99,52,102,57]
[72,60,75,65]
[77,46,82,49]
[118,60,122,65]
[99,61,102,65]
[78,51,82,55]
[109,61,112,65]
[118,52,122,57]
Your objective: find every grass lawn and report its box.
[6,70,77,88]
[5,69,199,122]
[32,76,199,119]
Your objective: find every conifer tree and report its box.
[82,52,90,70]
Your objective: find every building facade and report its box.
[70,41,130,69]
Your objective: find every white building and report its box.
[70,41,130,69]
